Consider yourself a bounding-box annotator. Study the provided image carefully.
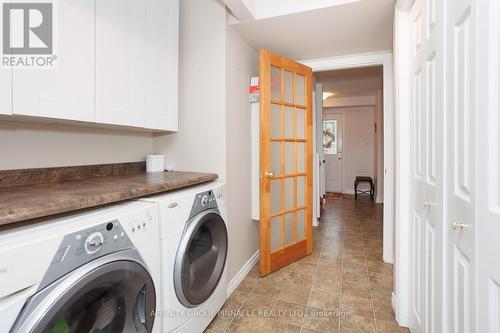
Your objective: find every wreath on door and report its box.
[323,129,335,149]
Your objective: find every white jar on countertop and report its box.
[146,154,165,172]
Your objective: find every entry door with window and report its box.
[259,49,313,276]
[323,114,343,193]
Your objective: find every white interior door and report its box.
[323,113,343,193]
[476,1,498,332]
[445,0,477,332]
[410,0,446,331]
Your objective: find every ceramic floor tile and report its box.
[341,294,374,319]
[340,314,377,333]
[213,198,404,332]
[303,306,340,332]
[376,320,411,333]
[278,282,311,305]
[271,300,307,327]
[262,319,301,333]
[308,287,341,310]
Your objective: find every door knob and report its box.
[264,171,274,178]
[424,201,438,208]
[452,221,470,231]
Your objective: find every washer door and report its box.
[13,260,156,333]
[174,210,228,307]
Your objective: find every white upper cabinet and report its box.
[95,0,146,128]
[12,0,95,121]
[145,0,179,131]
[4,0,178,131]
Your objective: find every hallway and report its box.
[206,197,409,333]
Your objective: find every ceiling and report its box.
[317,66,383,98]
[230,0,396,60]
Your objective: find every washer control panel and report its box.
[190,189,218,218]
[40,219,134,290]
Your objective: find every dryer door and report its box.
[174,210,228,307]
[12,259,156,333]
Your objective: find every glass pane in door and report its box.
[297,142,305,173]
[284,70,294,103]
[284,142,295,175]
[295,74,305,106]
[284,177,294,211]
[271,66,281,100]
[284,106,294,138]
[297,176,306,207]
[270,142,282,176]
[271,217,282,251]
[323,120,337,154]
[284,213,295,245]
[296,108,305,139]
[296,210,305,240]
[271,104,282,138]
[271,180,282,215]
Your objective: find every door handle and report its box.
[424,201,438,208]
[337,152,343,160]
[263,171,274,178]
[452,221,470,231]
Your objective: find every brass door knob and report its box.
[452,221,470,231]
[264,171,274,178]
[424,200,438,208]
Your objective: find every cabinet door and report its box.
[12,0,94,121]
[95,0,146,128]
[144,0,179,131]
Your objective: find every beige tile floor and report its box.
[206,197,410,333]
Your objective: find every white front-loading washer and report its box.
[0,201,162,333]
[138,182,228,333]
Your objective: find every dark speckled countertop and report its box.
[0,162,218,227]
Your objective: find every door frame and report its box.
[301,51,395,266]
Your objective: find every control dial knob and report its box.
[201,195,209,207]
[85,232,104,254]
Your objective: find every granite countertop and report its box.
[0,163,218,227]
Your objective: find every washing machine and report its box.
[0,201,161,333]
[139,182,228,333]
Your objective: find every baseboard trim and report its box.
[391,292,398,318]
[226,250,260,297]
[392,291,410,328]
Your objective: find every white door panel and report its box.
[445,0,477,332]
[477,1,500,332]
[324,113,343,193]
[410,0,445,332]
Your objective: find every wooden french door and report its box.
[259,49,313,276]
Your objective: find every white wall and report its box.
[0,121,153,170]
[325,107,375,194]
[154,0,259,283]
[154,0,226,178]
[225,26,260,281]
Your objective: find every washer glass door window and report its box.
[175,211,228,307]
[13,260,156,333]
